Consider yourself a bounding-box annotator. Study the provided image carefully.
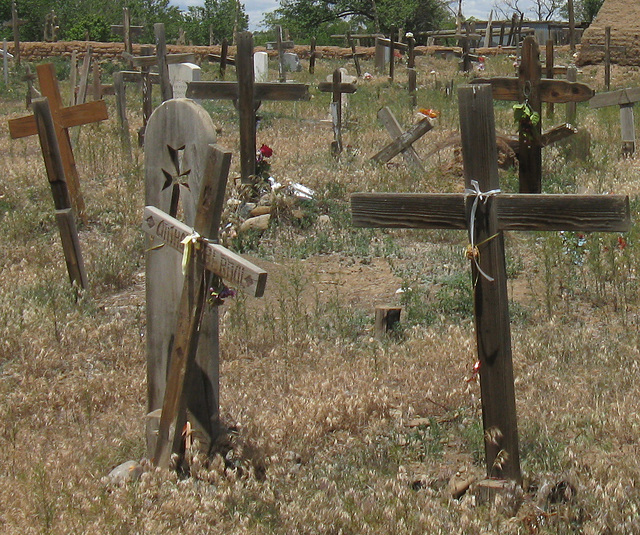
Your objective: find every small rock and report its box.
[317,214,331,227]
[107,460,143,485]
[250,205,272,217]
[240,214,270,233]
[239,202,257,218]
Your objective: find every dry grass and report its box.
[1,50,640,534]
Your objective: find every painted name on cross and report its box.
[144,206,267,297]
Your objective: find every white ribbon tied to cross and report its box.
[464,180,501,283]
[180,230,201,276]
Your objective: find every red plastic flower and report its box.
[618,236,627,250]
[259,144,273,158]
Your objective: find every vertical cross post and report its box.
[237,31,256,181]
[155,23,173,102]
[4,0,26,66]
[605,26,611,91]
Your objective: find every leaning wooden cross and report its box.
[370,106,433,172]
[351,84,630,483]
[590,87,640,156]
[318,69,357,155]
[31,97,88,289]
[143,99,267,467]
[8,63,109,223]
[111,7,143,59]
[186,31,310,183]
[472,36,594,193]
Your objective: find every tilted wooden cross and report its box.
[370,107,433,172]
[207,38,235,79]
[590,87,640,156]
[351,84,630,483]
[318,69,357,156]
[143,99,267,466]
[8,63,109,223]
[31,98,88,290]
[472,36,594,193]
[186,31,310,183]
[3,0,26,65]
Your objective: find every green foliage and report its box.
[64,14,113,42]
[183,0,248,46]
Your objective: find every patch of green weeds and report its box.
[520,422,566,474]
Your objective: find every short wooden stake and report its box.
[375,306,401,338]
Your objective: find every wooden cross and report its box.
[590,87,640,156]
[370,107,433,172]
[111,7,143,59]
[144,98,267,466]
[277,26,293,82]
[31,98,88,289]
[375,34,408,81]
[186,31,310,183]
[351,84,630,483]
[318,69,357,156]
[22,63,39,109]
[472,36,594,193]
[8,63,109,222]
[4,0,26,65]
[207,38,235,79]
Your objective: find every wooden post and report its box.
[155,23,173,102]
[346,32,361,78]
[113,71,132,159]
[277,26,286,83]
[605,26,611,91]
[389,28,396,82]
[69,51,77,106]
[351,85,631,483]
[375,36,385,74]
[22,63,39,108]
[32,98,88,290]
[309,37,317,74]
[76,46,92,106]
[590,87,640,156]
[484,11,493,48]
[220,38,229,78]
[566,65,577,124]
[546,40,554,118]
[567,0,575,53]
[3,40,7,85]
[375,306,401,338]
[8,63,109,223]
[237,31,256,181]
[371,107,432,171]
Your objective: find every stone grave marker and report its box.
[169,62,201,99]
[254,51,269,83]
[283,52,302,73]
[351,84,631,483]
[144,98,267,465]
[8,63,109,222]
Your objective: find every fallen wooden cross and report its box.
[351,84,630,484]
[472,36,594,193]
[144,98,268,467]
[31,98,88,290]
[8,63,109,223]
[590,87,640,156]
[186,31,310,183]
[371,107,433,172]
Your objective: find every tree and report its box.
[183,0,248,45]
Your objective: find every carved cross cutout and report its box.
[162,144,192,217]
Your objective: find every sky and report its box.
[169,1,528,32]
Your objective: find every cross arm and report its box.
[143,206,268,297]
[371,116,434,164]
[471,77,594,103]
[590,87,640,108]
[122,51,196,67]
[317,81,358,94]
[186,81,310,102]
[351,193,630,232]
[8,100,108,139]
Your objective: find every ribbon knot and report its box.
[180,231,202,275]
[464,180,501,282]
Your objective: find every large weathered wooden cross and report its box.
[3,0,26,65]
[186,31,310,183]
[143,99,267,467]
[590,87,640,156]
[370,106,433,172]
[8,63,109,223]
[472,36,594,193]
[351,84,630,483]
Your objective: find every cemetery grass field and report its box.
[2,50,640,533]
